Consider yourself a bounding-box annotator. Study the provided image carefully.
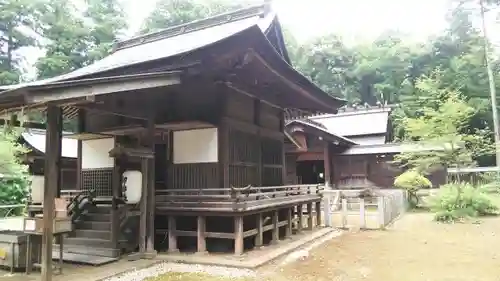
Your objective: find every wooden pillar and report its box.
[218,88,229,190]
[41,104,62,281]
[197,216,207,253]
[297,204,303,232]
[139,158,148,253]
[234,216,244,255]
[272,210,279,244]
[146,114,156,254]
[255,213,263,247]
[76,109,85,190]
[168,216,178,252]
[324,142,331,187]
[254,99,262,186]
[307,203,313,230]
[279,111,286,185]
[111,145,120,249]
[286,208,293,238]
[316,201,322,227]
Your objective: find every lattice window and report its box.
[81,168,113,197]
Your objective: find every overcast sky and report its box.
[123,0,451,42]
[21,0,500,79]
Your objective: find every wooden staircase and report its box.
[53,204,120,265]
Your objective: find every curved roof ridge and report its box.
[114,3,271,52]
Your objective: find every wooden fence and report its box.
[322,189,407,230]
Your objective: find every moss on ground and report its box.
[144,272,255,281]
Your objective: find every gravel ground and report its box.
[103,263,257,281]
[105,213,500,281]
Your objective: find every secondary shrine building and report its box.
[0,3,346,262]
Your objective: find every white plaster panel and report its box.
[173,128,218,164]
[82,138,115,169]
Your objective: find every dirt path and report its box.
[261,213,500,281]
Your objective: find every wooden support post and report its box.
[315,201,322,227]
[41,105,62,281]
[139,158,148,254]
[286,208,293,238]
[359,198,366,229]
[297,205,303,232]
[341,199,348,228]
[146,114,156,256]
[323,142,331,187]
[307,203,313,230]
[255,213,263,247]
[254,99,262,186]
[168,216,178,253]
[324,191,332,227]
[234,216,244,255]
[197,216,207,253]
[111,137,120,250]
[378,196,386,228]
[272,210,279,244]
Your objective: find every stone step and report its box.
[54,244,120,258]
[74,229,110,240]
[88,204,113,214]
[78,221,111,231]
[64,237,114,249]
[84,213,111,222]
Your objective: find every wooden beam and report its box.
[0,119,45,129]
[77,103,149,120]
[27,74,181,104]
[224,82,282,110]
[41,104,62,281]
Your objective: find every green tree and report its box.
[0,0,42,85]
[35,0,90,79]
[84,0,127,63]
[35,0,127,79]
[394,76,494,176]
[140,0,254,34]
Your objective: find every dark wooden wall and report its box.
[79,83,286,191]
[224,90,285,189]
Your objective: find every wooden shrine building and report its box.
[285,106,447,189]
[0,3,345,280]
[20,129,78,189]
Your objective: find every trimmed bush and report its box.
[394,171,432,208]
[429,183,499,222]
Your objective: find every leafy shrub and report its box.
[394,171,432,208]
[429,183,499,222]
[479,181,500,194]
[0,176,28,216]
[395,170,432,192]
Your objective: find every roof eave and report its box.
[0,71,182,112]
